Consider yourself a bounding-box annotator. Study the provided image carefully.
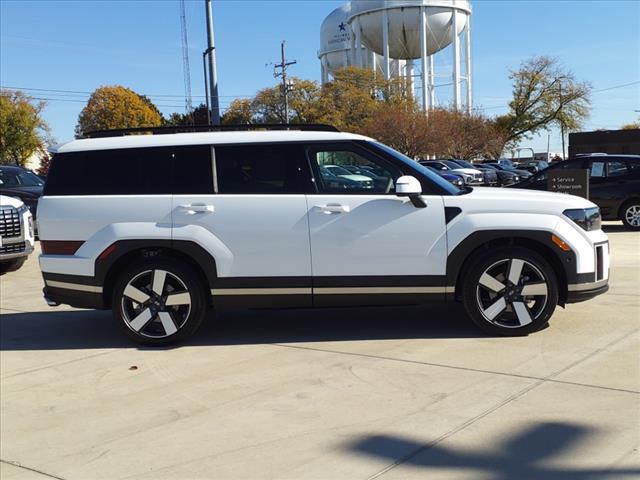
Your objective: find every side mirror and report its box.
[396,175,426,208]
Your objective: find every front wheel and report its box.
[112,258,207,346]
[621,200,640,231]
[462,247,559,336]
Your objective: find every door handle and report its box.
[178,204,214,214]
[317,203,350,214]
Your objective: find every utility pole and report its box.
[273,41,296,124]
[204,0,220,125]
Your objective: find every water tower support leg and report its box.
[429,55,435,106]
[354,19,362,67]
[350,25,356,66]
[321,56,328,84]
[452,7,461,109]
[382,9,390,80]
[465,15,472,113]
[420,6,429,111]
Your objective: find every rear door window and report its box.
[215,144,313,194]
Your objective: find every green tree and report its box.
[75,85,164,135]
[166,103,210,126]
[0,90,50,166]
[496,56,591,147]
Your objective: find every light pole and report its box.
[204,0,220,125]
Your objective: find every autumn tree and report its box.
[427,109,506,160]
[495,56,591,147]
[621,121,639,130]
[363,105,505,160]
[75,85,164,136]
[222,99,253,124]
[0,90,51,166]
[362,105,430,158]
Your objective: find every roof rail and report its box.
[79,123,340,139]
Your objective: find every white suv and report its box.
[38,126,609,345]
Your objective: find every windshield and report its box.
[441,160,465,170]
[370,142,462,195]
[0,169,44,187]
[455,160,475,169]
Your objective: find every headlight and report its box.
[514,176,519,181]
[563,207,601,231]
[17,204,30,215]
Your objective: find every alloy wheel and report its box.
[624,204,640,227]
[120,269,192,339]
[476,258,548,329]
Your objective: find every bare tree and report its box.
[496,56,591,148]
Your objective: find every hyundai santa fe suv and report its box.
[38,125,610,345]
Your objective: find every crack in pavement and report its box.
[272,330,640,396]
[1,459,66,480]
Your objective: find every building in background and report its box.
[319,0,473,113]
[569,129,640,156]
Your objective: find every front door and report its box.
[172,143,314,307]
[305,142,448,306]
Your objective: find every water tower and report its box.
[319,0,472,112]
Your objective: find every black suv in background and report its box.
[0,165,44,221]
[511,154,640,230]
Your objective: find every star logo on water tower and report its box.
[338,22,346,31]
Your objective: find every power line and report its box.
[592,80,640,93]
[0,85,251,99]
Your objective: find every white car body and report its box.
[37,129,609,343]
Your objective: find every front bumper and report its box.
[566,280,609,303]
[565,241,610,304]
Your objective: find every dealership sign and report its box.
[548,169,589,199]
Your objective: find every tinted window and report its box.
[607,161,628,177]
[215,144,312,194]
[44,146,213,196]
[173,146,214,194]
[0,169,44,187]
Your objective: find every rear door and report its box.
[587,157,632,219]
[171,143,314,307]
[305,142,448,306]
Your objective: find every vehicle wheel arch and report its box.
[449,232,569,306]
[98,240,216,308]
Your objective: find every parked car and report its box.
[0,165,44,222]
[517,160,550,174]
[419,160,483,185]
[511,154,640,230]
[0,195,35,274]
[478,164,521,186]
[342,164,393,190]
[38,125,609,345]
[424,166,465,188]
[450,160,499,186]
[317,165,360,190]
[486,162,533,180]
[322,165,374,189]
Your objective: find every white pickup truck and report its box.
[0,194,35,274]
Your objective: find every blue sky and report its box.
[1,0,639,154]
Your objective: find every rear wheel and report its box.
[112,258,207,346]
[462,247,559,336]
[621,200,640,231]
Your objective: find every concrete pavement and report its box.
[1,223,638,479]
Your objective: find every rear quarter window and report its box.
[44,146,213,195]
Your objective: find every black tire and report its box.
[461,247,559,336]
[620,199,640,231]
[112,257,207,346]
[0,257,26,275]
